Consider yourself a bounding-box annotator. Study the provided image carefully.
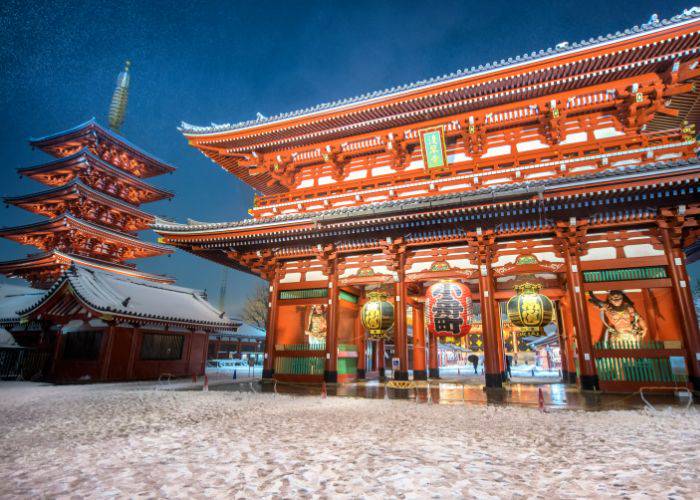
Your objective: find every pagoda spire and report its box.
[108,60,131,132]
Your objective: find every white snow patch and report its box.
[0,383,698,498]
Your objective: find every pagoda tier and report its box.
[4,180,154,234]
[0,250,175,289]
[18,149,173,206]
[178,9,700,206]
[0,215,171,262]
[30,119,175,178]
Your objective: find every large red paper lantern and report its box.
[425,281,473,337]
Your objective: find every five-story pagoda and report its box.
[0,62,174,288]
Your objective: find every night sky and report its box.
[0,0,697,315]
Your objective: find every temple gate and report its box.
[156,10,700,392]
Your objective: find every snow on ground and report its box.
[0,382,699,498]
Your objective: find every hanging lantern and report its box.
[361,291,395,340]
[425,281,473,338]
[506,282,554,335]
[441,336,464,347]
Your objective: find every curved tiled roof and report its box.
[1,214,172,253]
[4,179,156,222]
[153,157,700,234]
[18,148,174,202]
[180,8,700,136]
[30,118,176,175]
[18,266,240,329]
[0,250,176,284]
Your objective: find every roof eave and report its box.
[179,10,700,138]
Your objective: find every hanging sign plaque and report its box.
[419,126,448,170]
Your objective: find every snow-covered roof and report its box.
[179,8,700,136]
[4,179,156,222]
[19,266,241,330]
[214,322,266,340]
[0,284,45,325]
[30,118,176,175]
[154,157,700,234]
[0,327,21,348]
[17,148,174,201]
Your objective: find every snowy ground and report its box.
[1,382,699,498]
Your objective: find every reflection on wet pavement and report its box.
[203,378,691,411]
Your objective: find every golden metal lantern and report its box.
[361,291,395,340]
[506,282,554,335]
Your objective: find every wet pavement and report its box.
[201,378,694,411]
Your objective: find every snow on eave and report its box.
[18,267,240,330]
[179,8,700,137]
[30,118,177,174]
[152,157,700,235]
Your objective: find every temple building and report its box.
[155,10,700,392]
[0,63,240,382]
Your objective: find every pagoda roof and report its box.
[17,265,239,330]
[4,179,155,227]
[181,8,700,138]
[30,118,176,178]
[0,214,172,258]
[18,149,174,204]
[154,157,700,238]
[0,250,176,285]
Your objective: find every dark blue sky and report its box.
[0,0,697,314]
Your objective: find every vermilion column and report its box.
[126,327,139,379]
[492,299,506,382]
[99,325,115,381]
[324,261,339,383]
[562,247,598,390]
[262,269,279,379]
[378,339,386,378]
[473,232,502,389]
[556,299,576,384]
[394,256,409,380]
[355,295,366,379]
[478,267,501,388]
[412,302,427,380]
[659,223,700,388]
[428,331,439,378]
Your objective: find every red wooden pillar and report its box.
[428,331,439,378]
[199,332,208,375]
[493,299,506,381]
[474,233,501,388]
[658,222,700,388]
[556,300,576,384]
[394,259,409,380]
[99,324,115,381]
[378,339,386,378]
[184,329,194,374]
[558,223,598,390]
[412,302,427,380]
[126,326,139,380]
[324,261,339,383]
[356,292,366,379]
[263,268,280,379]
[478,268,501,388]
